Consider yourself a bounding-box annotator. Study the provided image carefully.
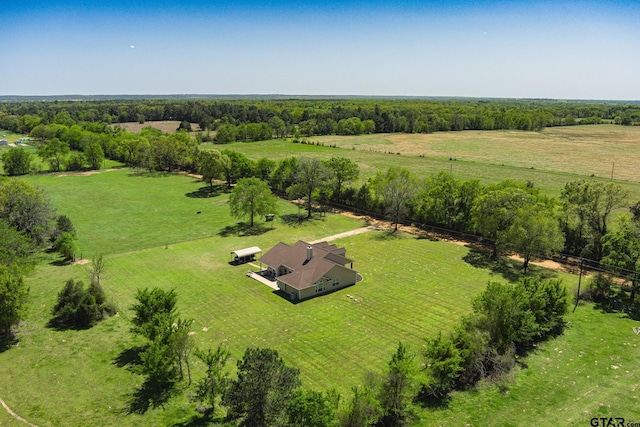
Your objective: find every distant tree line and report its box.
[2,98,640,143]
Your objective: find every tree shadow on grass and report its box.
[46,317,94,331]
[113,346,146,369]
[462,248,557,283]
[185,184,226,199]
[593,297,640,321]
[172,414,226,427]
[0,335,17,353]
[126,378,178,414]
[218,222,272,237]
[128,170,172,178]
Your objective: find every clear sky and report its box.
[2,0,639,100]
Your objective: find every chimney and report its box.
[306,245,313,261]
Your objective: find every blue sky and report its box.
[2,0,639,99]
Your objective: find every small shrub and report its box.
[51,279,101,328]
[584,273,616,302]
[65,152,85,171]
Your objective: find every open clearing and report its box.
[2,125,640,425]
[314,125,640,183]
[209,124,640,200]
[114,120,201,136]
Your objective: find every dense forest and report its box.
[2,98,640,141]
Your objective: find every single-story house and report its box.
[231,246,262,264]
[259,240,358,301]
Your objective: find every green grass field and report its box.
[208,125,640,200]
[2,125,640,426]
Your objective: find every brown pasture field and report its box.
[315,124,640,183]
[115,120,201,135]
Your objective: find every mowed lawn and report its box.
[19,169,362,256]
[2,226,582,427]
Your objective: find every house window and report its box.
[315,280,325,293]
[332,278,340,287]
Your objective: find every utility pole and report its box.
[611,161,615,181]
[573,258,584,313]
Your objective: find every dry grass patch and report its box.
[114,120,201,135]
[316,125,640,182]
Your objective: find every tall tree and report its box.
[1,148,32,176]
[601,215,640,303]
[373,166,418,232]
[288,157,331,218]
[285,390,336,427]
[415,172,481,232]
[196,150,225,190]
[0,179,55,245]
[223,347,301,427]
[84,141,105,170]
[500,204,565,274]
[378,342,418,426]
[472,183,538,256]
[0,266,29,341]
[229,177,278,227]
[194,345,231,417]
[561,180,628,260]
[323,157,359,202]
[37,137,70,172]
[130,287,177,341]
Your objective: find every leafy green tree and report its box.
[130,287,177,341]
[0,266,29,341]
[372,167,418,231]
[254,157,276,182]
[561,180,628,260]
[139,332,180,386]
[270,157,298,194]
[1,148,32,176]
[286,390,336,427]
[378,342,418,426]
[54,231,78,261]
[601,216,640,303]
[84,141,104,170]
[194,345,231,417]
[472,183,538,256]
[0,220,36,274]
[37,137,70,172]
[268,116,287,138]
[221,150,255,187]
[415,172,482,232]
[288,157,331,218]
[323,157,359,202]
[518,277,568,338]
[229,177,278,227]
[500,204,565,273]
[339,384,382,427]
[177,120,193,132]
[0,179,55,245]
[64,152,85,171]
[421,332,463,399]
[214,124,237,143]
[223,347,301,427]
[196,150,225,190]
